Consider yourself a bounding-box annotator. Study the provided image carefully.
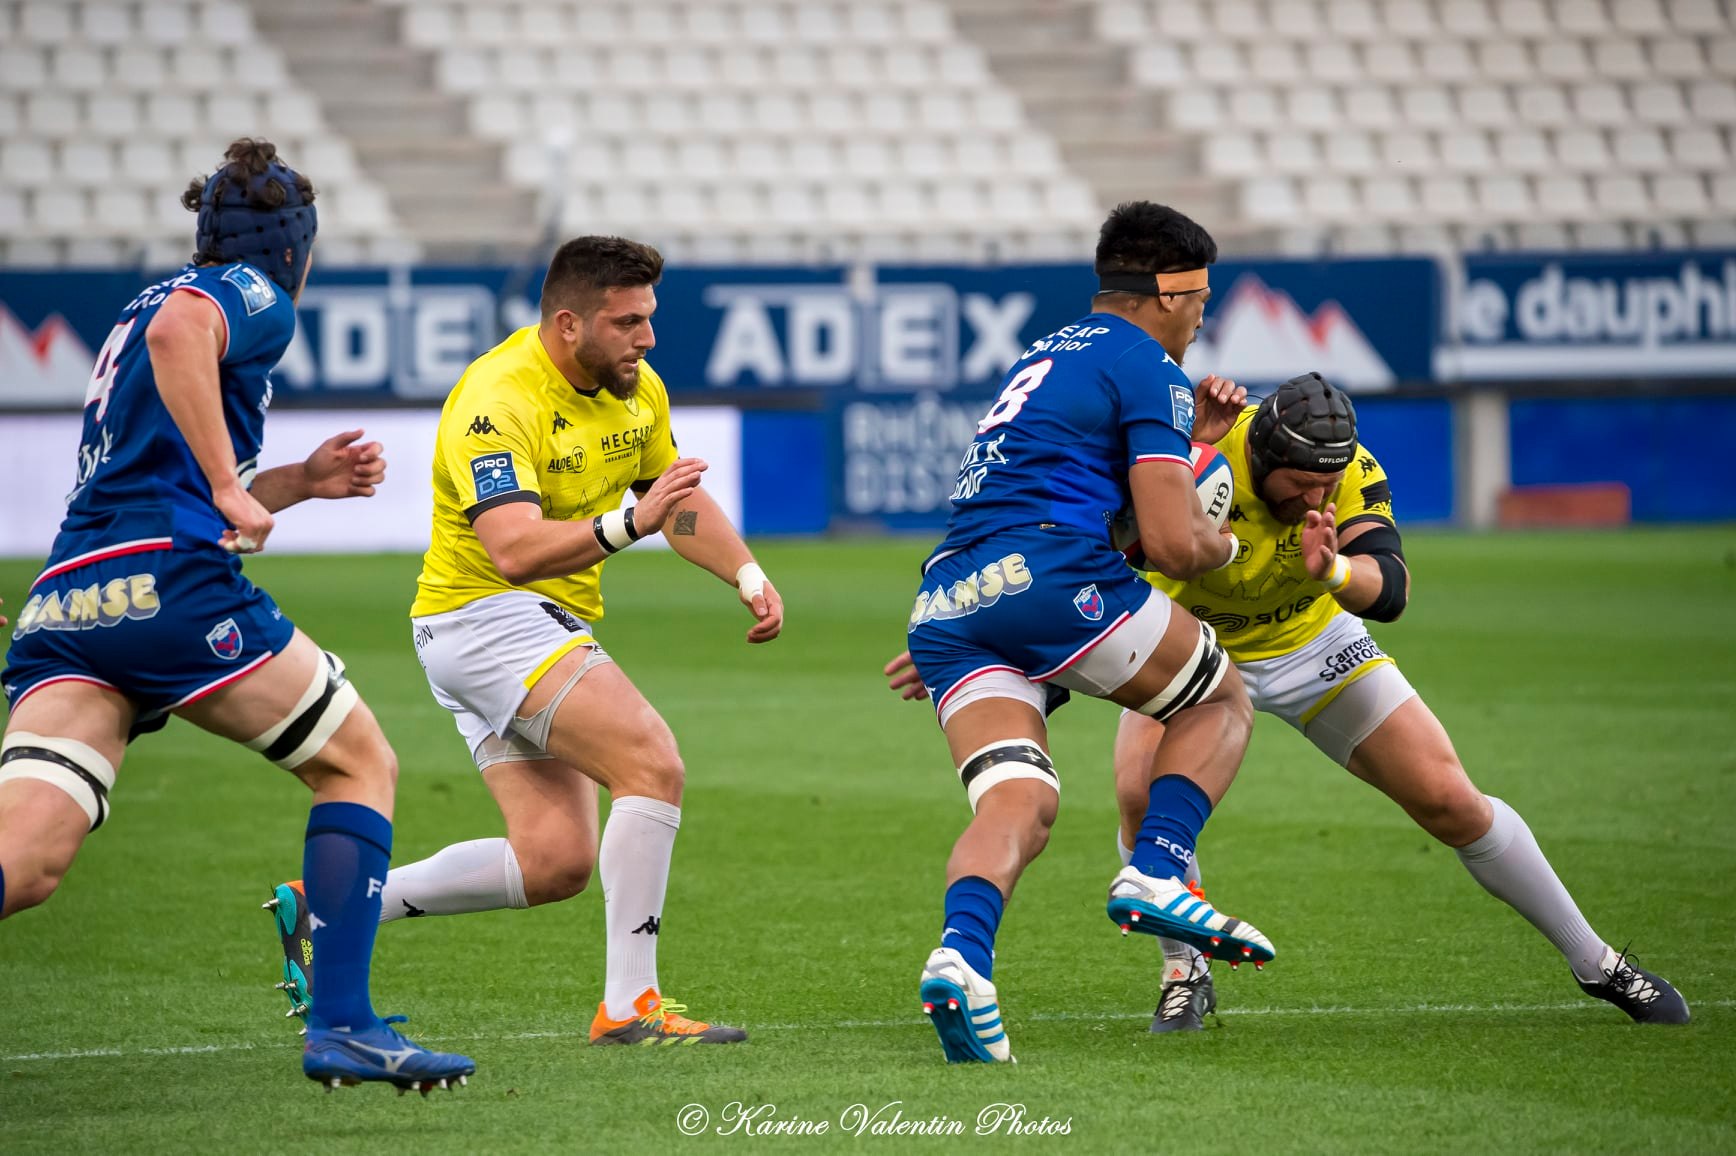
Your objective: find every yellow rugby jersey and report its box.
[1149,406,1395,662]
[411,326,678,621]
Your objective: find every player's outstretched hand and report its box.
[305,429,386,499]
[216,482,274,554]
[743,578,783,644]
[1192,375,1247,445]
[1302,502,1339,581]
[632,458,708,535]
[884,650,929,701]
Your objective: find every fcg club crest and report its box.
[1073,585,1104,621]
[206,617,244,661]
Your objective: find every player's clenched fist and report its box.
[632,457,707,535]
[216,481,274,554]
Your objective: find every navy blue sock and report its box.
[0,861,6,918]
[303,801,392,1031]
[1131,775,1213,881]
[939,876,1003,980]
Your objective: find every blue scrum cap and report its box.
[193,143,317,295]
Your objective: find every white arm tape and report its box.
[598,508,636,552]
[1325,554,1353,591]
[736,561,768,600]
[1214,533,1239,570]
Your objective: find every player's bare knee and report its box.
[1407,766,1488,845]
[2,860,67,916]
[516,837,595,905]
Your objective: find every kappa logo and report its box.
[632,915,661,936]
[466,415,497,436]
[551,412,571,433]
[1073,584,1105,622]
[205,617,244,661]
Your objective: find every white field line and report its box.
[5,999,1731,1064]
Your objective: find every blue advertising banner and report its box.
[1444,251,1736,379]
[0,257,1440,407]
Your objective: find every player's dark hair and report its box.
[1093,201,1218,276]
[181,138,315,266]
[540,236,664,319]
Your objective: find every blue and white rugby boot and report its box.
[919,947,1013,1063]
[1107,866,1275,967]
[263,882,313,1025]
[303,1015,476,1094]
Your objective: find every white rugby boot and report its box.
[1107,866,1276,967]
[918,947,1013,1063]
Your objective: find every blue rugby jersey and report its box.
[928,312,1195,564]
[44,261,295,574]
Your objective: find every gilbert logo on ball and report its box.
[1112,442,1237,571]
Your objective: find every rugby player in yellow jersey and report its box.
[268,237,780,1046]
[1117,372,1688,1031]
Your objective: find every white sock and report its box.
[600,796,681,1019]
[1120,831,1206,983]
[378,837,527,923]
[1455,796,1610,982]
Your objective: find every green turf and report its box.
[2,530,1733,1153]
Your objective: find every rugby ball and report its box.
[1113,443,1235,571]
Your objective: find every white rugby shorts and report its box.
[1235,611,1417,766]
[411,590,611,766]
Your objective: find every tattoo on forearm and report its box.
[672,510,698,536]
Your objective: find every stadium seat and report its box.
[1653,173,1709,213]
[1557,128,1614,169]
[1615,0,1671,35]
[1268,134,1323,174]
[1614,127,1672,170]
[1592,173,1650,216]
[1669,126,1728,169]
[1593,40,1652,79]
[1557,0,1611,35]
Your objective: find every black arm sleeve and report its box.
[1339,523,1408,621]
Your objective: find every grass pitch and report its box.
[1,530,1733,1153]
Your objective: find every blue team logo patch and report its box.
[1073,584,1104,622]
[1169,383,1196,435]
[206,617,244,661]
[471,453,520,500]
[221,265,278,316]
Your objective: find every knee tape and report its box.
[957,739,1058,812]
[1136,619,1230,722]
[244,650,360,770]
[0,731,117,831]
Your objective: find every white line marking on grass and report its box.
[6,1000,1728,1064]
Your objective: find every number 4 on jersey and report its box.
[84,318,137,423]
[977,358,1053,433]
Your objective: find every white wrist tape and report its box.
[1325,554,1353,591]
[1214,533,1239,570]
[597,508,637,553]
[736,562,768,600]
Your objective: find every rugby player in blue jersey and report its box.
[0,139,475,1093]
[900,202,1270,1063]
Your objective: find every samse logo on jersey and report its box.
[471,454,520,500]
